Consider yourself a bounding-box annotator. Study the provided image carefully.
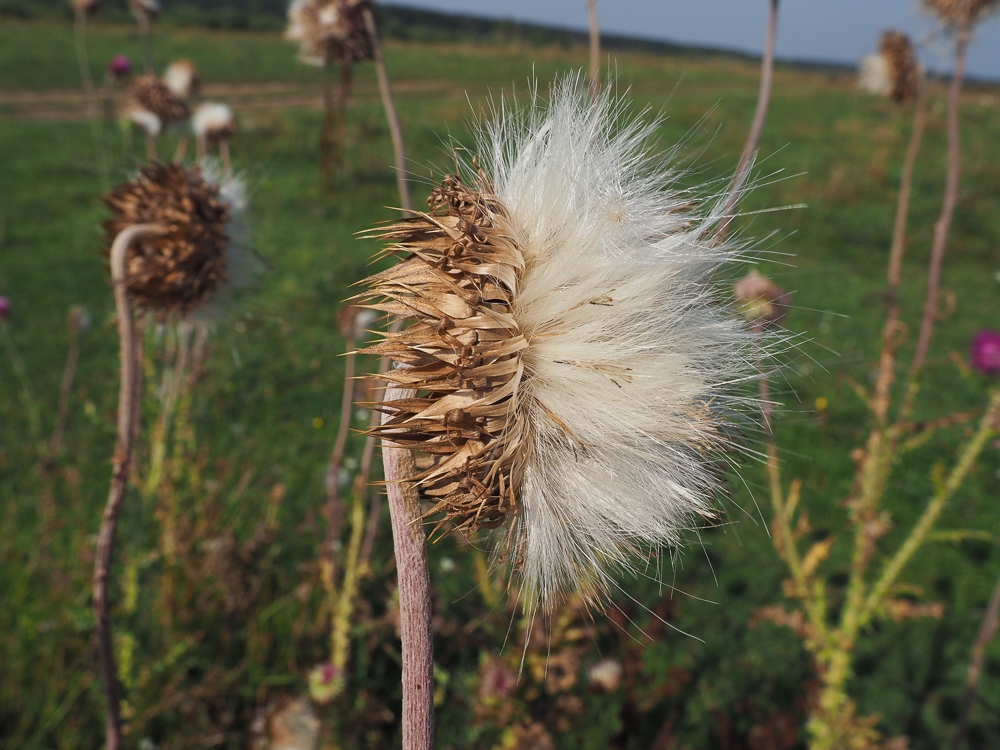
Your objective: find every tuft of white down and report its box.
[128,107,161,136]
[192,102,234,139]
[164,60,198,99]
[858,53,893,98]
[470,76,761,611]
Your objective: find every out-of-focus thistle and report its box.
[734,270,791,328]
[923,0,998,25]
[71,0,99,13]
[108,54,132,79]
[95,162,235,750]
[858,31,921,104]
[124,74,189,160]
[164,58,201,101]
[193,102,237,176]
[103,163,229,317]
[970,330,1000,375]
[360,77,760,612]
[285,0,373,67]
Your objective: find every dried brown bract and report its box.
[358,173,527,542]
[734,270,791,328]
[125,75,189,134]
[285,0,374,67]
[103,163,229,315]
[879,31,921,104]
[922,0,998,25]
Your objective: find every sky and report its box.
[388,0,1000,81]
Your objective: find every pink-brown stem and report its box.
[953,568,1000,749]
[873,81,927,423]
[909,26,970,386]
[381,382,433,750]
[362,7,413,214]
[93,223,165,750]
[587,0,601,98]
[721,0,779,233]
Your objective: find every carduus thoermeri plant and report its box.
[361,76,762,614]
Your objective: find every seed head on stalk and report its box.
[285,0,374,67]
[358,77,762,612]
[124,74,188,138]
[922,0,998,25]
[858,31,921,104]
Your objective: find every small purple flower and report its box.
[0,296,9,322]
[970,330,1000,375]
[108,54,132,79]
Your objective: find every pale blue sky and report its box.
[389,0,1000,81]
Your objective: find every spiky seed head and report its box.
[922,0,998,25]
[358,77,763,611]
[880,31,921,104]
[103,163,229,315]
[163,59,201,100]
[285,0,374,67]
[124,75,189,135]
[734,270,791,327]
[192,102,236,141]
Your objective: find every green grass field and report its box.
[1,16,999,750]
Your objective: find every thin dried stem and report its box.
[362,7,412,214]
[93,223,166,750]
[873,80,927,423]
[381,381,434,750]
[48,310,84,459]
[721,0,779,234]
[953,566,1000,749]
[907,26,970,395]
[137,14,155,75]
[74,9,109,188]
[587,0,601,98]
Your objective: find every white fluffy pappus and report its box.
[164,59,200,100]
[192,102,235,139]
[857,53,893,98]
[368,76,767,613]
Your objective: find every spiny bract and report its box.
[360,77,760,611]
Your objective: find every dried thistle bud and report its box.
[163,59,201,101]
[103,163,229,315]
[858,32,921,104]
[358,78,762,610]
[285,0,374,67]
[734,270,791,327]
[71,0,100,14]
[124,75,189,136]
[922,0,998,25]
[192,102,236,141]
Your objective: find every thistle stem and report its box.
[48,309,84,460]
[953,566,1000,749]
[907,25,969,399]
[381,383,433,750]
[721,0,779,233]
[93,223,165,750]
[362,7,412,214]
[587,0,601,98]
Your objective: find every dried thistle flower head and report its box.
[359,77,762,610]
[124,75,189,136]
[163,59,201,101]
[734,270,791,327]
[192,102,236,141]
[285,0,373,67]
[103,163,229,315]
[859,31,921,104]
[922,0,998,25]
[71,0,100,14]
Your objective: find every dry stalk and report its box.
[721,0,780,235]
[361,7,412,213]
[48,308,86,459]
[93,223,166,750]
[953,565,1000,749]
[587,0,600,98]
[381,382,434,750]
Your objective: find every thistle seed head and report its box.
[103,163,229,315]
[922,0,998,25]
[734,270,791,327]
[192,102,237,141]
[285,0,374,67]
[359,77,764,610]
[163,59,201,101]
[124,75,189,136]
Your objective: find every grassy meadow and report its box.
[1,15,1000,750]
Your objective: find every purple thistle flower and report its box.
[970,330,1000,375]
[0,296,9,322]
[108,54,133,79]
